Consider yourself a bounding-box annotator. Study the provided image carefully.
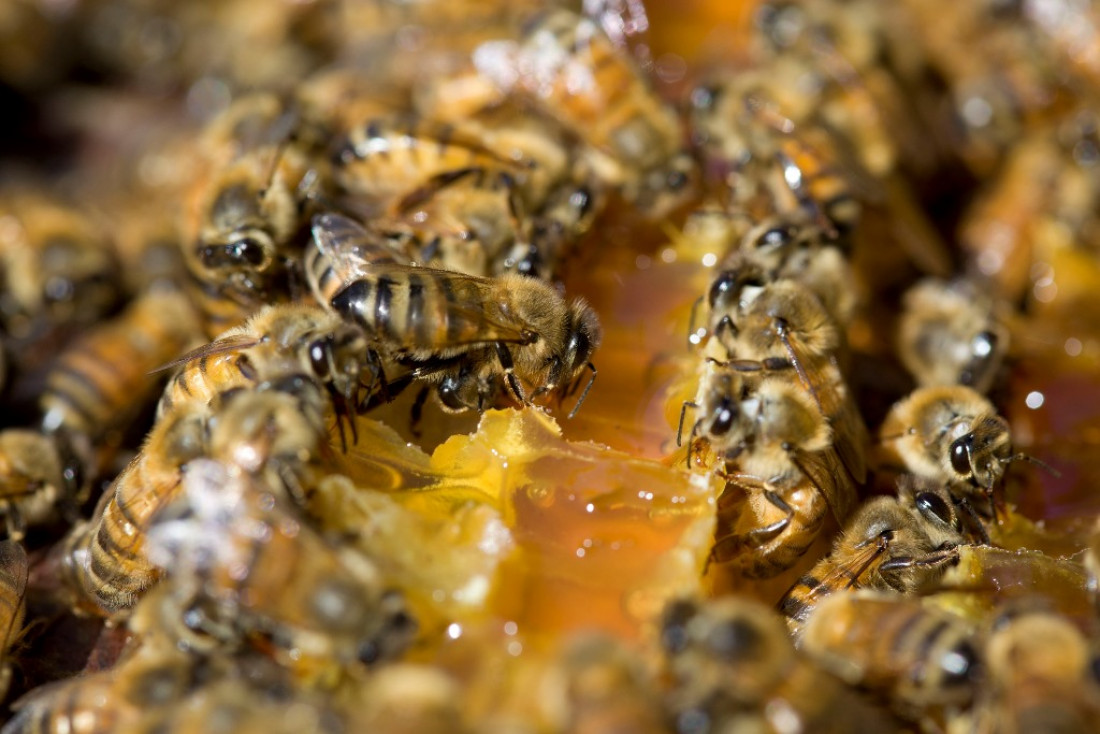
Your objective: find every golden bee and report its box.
[877,385,1042,518]
[309,213,601,415]
[157,303,373,436]
[682,362,857,578]
[799,591,980,721]
[182,93,324,337]
[690,80,870,236]
[660,596,904,733]
[0,539,27,700]
[472,8,694,216]
[896,278,1007,394]
[779,477,969,632]
[61,400,212,614]
[146,459,415,672]
[39,287,201,444]
[332,114,526,213]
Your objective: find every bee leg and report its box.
[409,386,431,438]
[878,546,961,584]
[952,495,992,545]
[707,490,791,567]
[713,315,737,354]
[4,504,25,542]
[493,342,526,404]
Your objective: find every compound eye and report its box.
[939,641,980,688]
[708,271,737,307]
[757,226,793,250]
[708,617,762,662]
[660,599,697,655]
[916,491,953,527]
[949,437,972,476]
[199,236,267,268]
[709,401,736,436]
[309,340,330,378]
[667,169,689,191]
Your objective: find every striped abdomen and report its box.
[40,288,199,439]
[70,405,209,613]
[334,116,516,203]
[330,269,505,360]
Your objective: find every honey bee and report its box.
[61,400,212,614]
[310,213,601,415]
[39,287,201,444]
[660,596,904,733]
[960,607,1100,734]
[799,591,981,720]
[147,459,415,672]
[157,303,374,438]
[332,114,527,213]
[556,634,669,734]
[705,273,869,487]
[183,93,323,337]
[897,278,1007,394]
[723,214,859,329]
[3,666,140,733]
[877,385,1041,517]
[376,166,530,277]
[472,8,694,216]
[690,81,869,236]
[0,187,122,340]
[203,376,331,506]
[683,363,857,577]
[0,428,83,539]
[129,677,344,734]
[779,477,969,632]
[0,540,27,700]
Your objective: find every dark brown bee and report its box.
[309,213,601,415]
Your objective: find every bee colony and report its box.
[1,0,1100,731]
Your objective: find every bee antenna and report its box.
[677,401,699,447]
[1003,452,1061,477]
[566,362,597,419]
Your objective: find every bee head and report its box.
[948,414,1011,490]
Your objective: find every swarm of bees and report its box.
[1,0,1100,731]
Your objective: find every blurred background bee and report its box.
[659,596,903,733]
[799,591,981,725]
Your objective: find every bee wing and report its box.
[149,334,262,374]
[792,448,857,523]
[798,537,890,608]
[771,324,868,488]
[0,540,28,650]
[312,213,413,279]
[374,265,542,348]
